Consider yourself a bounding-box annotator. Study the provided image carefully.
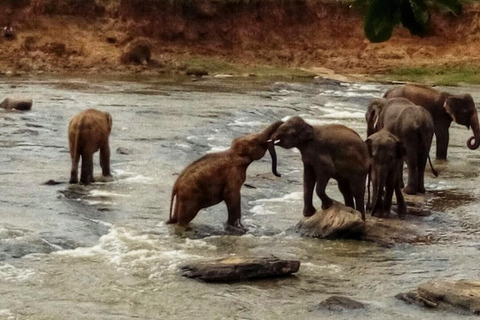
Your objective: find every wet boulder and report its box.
[0,97,33,111]
[397,280,480,315]
[295,202,365,239]
[180,256,300,282]
[315,295,366,312]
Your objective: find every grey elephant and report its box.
[366,98,438,195]
[0,98,33,111]
[167,121,283,232]
[384,84,480,160]
[269,116,369,220]
[366,129,406,219]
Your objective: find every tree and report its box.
[354,0,463,42]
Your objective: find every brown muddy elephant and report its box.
[167,121,283,231]
[366,98,438,195]
[269,116,369,220]
[366,129,406,219]
[68,109,113,184]
[384,84,480,160]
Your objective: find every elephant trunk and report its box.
[263,120,283,177]
[467,113,480,150]
[371,167,386,217]
[267,140,281,177]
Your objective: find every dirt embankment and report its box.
[1,0,480,77]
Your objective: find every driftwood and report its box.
[0,98,33,111]
[180,256,300,282]
[397,280,480,315]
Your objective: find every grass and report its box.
[381,66,480,86]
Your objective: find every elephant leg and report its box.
[80,153,94,184]
[303,164,317,217]
[100,144,112,177]
[384,174,395,217]
[315,175,334,211]
[395,183,407,219]
[176,200,199,229]
[403,145,418,195]
[434,123,449,160]
[416,149,428,194]
[351,174,366,218]
[69,152,80,184]
[225,189,243,229]
[337,178,354,209]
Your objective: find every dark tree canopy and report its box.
[354,0,463,42]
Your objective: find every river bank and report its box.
[2,1,480,85]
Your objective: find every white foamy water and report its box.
[0,264,36,282]
[207,145,229,153]
[227,119,265,127]
[250,192,303,205]
[250,205,277,216]
[55,227,204,276]
[426,181,457,191]
[123,175,154,183]
[89,190,131,198]
[0,309,15,320]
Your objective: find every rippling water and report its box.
[0,76,479,319]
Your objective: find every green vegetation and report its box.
[354,0,463,42]
[382,66,480,85]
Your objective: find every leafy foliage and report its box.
[355,0,463,42]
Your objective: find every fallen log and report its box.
[180,256,300,282]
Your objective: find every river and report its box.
[0,76,479,319]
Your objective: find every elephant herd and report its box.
[65,84,480,233]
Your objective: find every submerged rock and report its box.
[315,295,366,312]
[180,256,300,282]
[295,202,365,239]
[295,202,432,246]
[0,97,33,111]
[397,280,480,315]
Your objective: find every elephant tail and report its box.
[428,154,439,177]
[166,187,177,224]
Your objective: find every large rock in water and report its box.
[0,97,33,111]
[295,202,365,239]
[397,280,480,314]
[295,202,432,246]
[180,256,300,282]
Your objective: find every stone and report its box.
[186,67,208,77]
[316,295,365,312]
[0,98,33,111]
[295,202,365,239]
[180,256,300,282]
[397,280,480,315]
[116,147,130,155]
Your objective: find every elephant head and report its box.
[231,120,283,176]
[366,130,406,217]
[268,116,314,149]
[443,94,480,150]
[365,98,387,137]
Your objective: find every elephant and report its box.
[384,84,480,160]
[68,109,113,184]
[366,129,406,219]
[366,97,438,195]
[167,121,283,231]
[0,97,32,111]
[269,116,369,220]
[120,38,151,65]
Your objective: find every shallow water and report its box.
[0,76,480,319]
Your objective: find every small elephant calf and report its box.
[366,129,406,219]
[167,121,283,231]
[68,109,113,184]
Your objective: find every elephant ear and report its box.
[298,122,314,143]
[444,95,474,126]
[396,141,406,159]
[105,112,113,132]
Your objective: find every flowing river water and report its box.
[0,76,480,319]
